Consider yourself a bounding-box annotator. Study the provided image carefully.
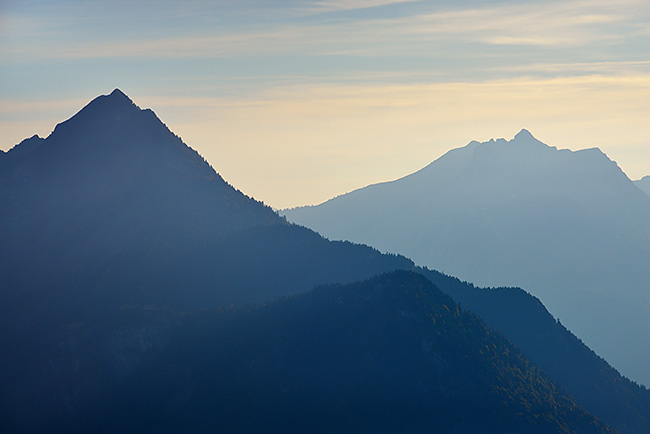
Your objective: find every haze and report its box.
[1,0,649,209]
[283,130,650,385]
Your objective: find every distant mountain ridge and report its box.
[283,129,650,386]
[2,91,647,433]
[5,271,618,434]
[0,89,412,313]
[635,175,650,197]
[0,90,416,431]
[419,267,650,434]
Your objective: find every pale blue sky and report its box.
[2,0,649,208]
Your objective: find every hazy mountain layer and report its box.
[635,175,650,197]
[0,89,413,316]
[0,90,414,431]
[0,91,642,433]
[283,130,650,386]
[420,268,650,434]
[2,271,617,434]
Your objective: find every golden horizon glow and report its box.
[2,0,649,208]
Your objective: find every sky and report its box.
[1,0,649,209]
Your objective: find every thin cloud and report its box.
[401,2,632,47]
[492,60,650,75]
[0,98,89,115]
[135,73,650,114]
[4,0,645,60]
[297,0,419,14]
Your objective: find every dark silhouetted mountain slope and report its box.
[0,90,414,432]
[282,130,650,386]
[1,89,276,301]
[0,91,640,434]
[418,267,650,434]
[0,89,412,316]
[3,271,618,434]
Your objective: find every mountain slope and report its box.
[283,130,650,386]
[0,89,276,299]
[0,89,413,316]
[635,175,650,197]
[0,90,416,431]
[418,267,650,434]
[0,92,638,433]
[3,271,618,434]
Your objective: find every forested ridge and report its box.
[0,90,641,433]
[3,272,618,434]
[420,267,650,434]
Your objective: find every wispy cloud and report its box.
[0,98,88,116]
[491,60,650,75]
[2,0,649,208]
[398,1,633,47]
[297,0,419,14]
[4,0,646,60]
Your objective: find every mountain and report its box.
[418,267,650,434]
[635,175,650,197]
[0,89,413,315]
[0,90,415,431]
[2,271,618,434]
[0,92,640,433]
[282,129,650,386]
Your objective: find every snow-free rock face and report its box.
[283,130,650,386]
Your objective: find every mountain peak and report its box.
[509,129,546,148]
[493,128,553,153]
[468,130,552,161]
[49,89,144,142]
[84,88,138,113]
[106,88,133,104]
[514,129,534,140]
[109,88,127,97]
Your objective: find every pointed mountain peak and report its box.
[84,88,138,114]
[472,129,547,151]
[109,88,129,99]
[514,129,534,140]
[98,88,136,108]
[51,89,141,137]
[510,129,545,146]
[504,129,553,151]
[4,134,46,161]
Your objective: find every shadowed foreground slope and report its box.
[4,272,618,434]
[0,90,632,434]
[419,268,650,434]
